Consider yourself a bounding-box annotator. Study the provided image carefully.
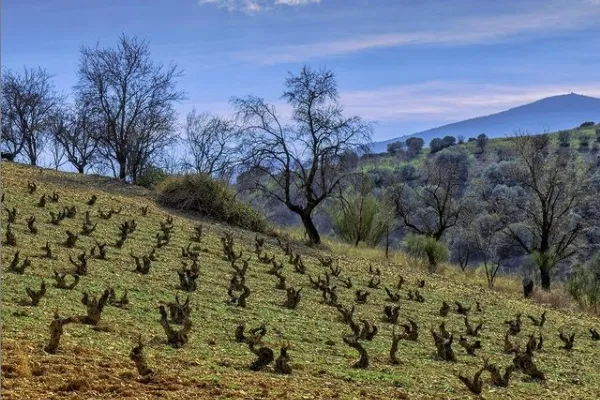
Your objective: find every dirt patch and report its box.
[1,339,32,378]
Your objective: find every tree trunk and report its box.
[385,228,390,258]
[540,268,551,290]
[300,213,321,245]
[77,165,85,174]
[118,159,127,180]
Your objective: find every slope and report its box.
[1,162,600,399]
[372,93,600,152]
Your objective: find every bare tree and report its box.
[469,214,510,288]
[1,67,60,165]
[390,148,470,241]
[46,136,67,170]
[75,34,185,181]
[232,66,373,245]
[184,109,239,180]
[49,101,101,173]
[494,134,592,290]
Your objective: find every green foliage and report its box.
[329,175,391,246]
[405,137,424,157]
[568,254,600,312]
[158,174,267,232]
[329,192,391,247]
[579,134,591,149]
[558,130,571,147]
[387,141,404,155]
[404,234,449,272]
[135,166,168,189]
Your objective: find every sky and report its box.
[3,0,600,142]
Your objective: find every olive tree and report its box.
[232,66,373,245]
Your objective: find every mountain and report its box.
[371,93,600,153]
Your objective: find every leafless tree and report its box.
[469,214,511,288]
[232,66,373,245]
[75,34,185,181]
[1,67,60,165]
[390,148,470,241]
[49,101,101,173]
[46,136,67,170]
[493,134,592,290]
[183,109,239,180]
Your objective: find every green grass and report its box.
[2,161,600,399]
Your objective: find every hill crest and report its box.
[372,93,600,152]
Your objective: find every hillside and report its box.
[3,162,600,399]
[372,93,600,153]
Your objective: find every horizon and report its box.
[3,0,600,141]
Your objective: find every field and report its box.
[2,161,600,399]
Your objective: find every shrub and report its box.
[579,134,591,149]
[568,254,600,313]
[580,121,595,128]
[135,166,168,189]
[329,192,391,247]
[404,234,449,272]
[558,130,571,147]
[158,174,267,232]
[395,164,418,182]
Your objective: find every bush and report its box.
[329,192,391,247]
[395,164,418,182]
[579,134,591,149]
[558,130,571,147]
[568,254,600,313]
[158,174,267,232]
[404,234,449,272]
[135,166,168,189]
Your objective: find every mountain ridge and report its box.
[371,93,600,153]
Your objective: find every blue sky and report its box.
[3,0,600,141]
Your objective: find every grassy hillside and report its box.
[2,161,600,399]
[363,123,600,174]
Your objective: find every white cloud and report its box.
[184,81,600,126]
[339,81,600,123]
[231,0,600,63]
[275,0,320,5]
[198,0,319,13]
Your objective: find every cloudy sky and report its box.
[3,0,600,141]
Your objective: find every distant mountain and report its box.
[371,93,600,153]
